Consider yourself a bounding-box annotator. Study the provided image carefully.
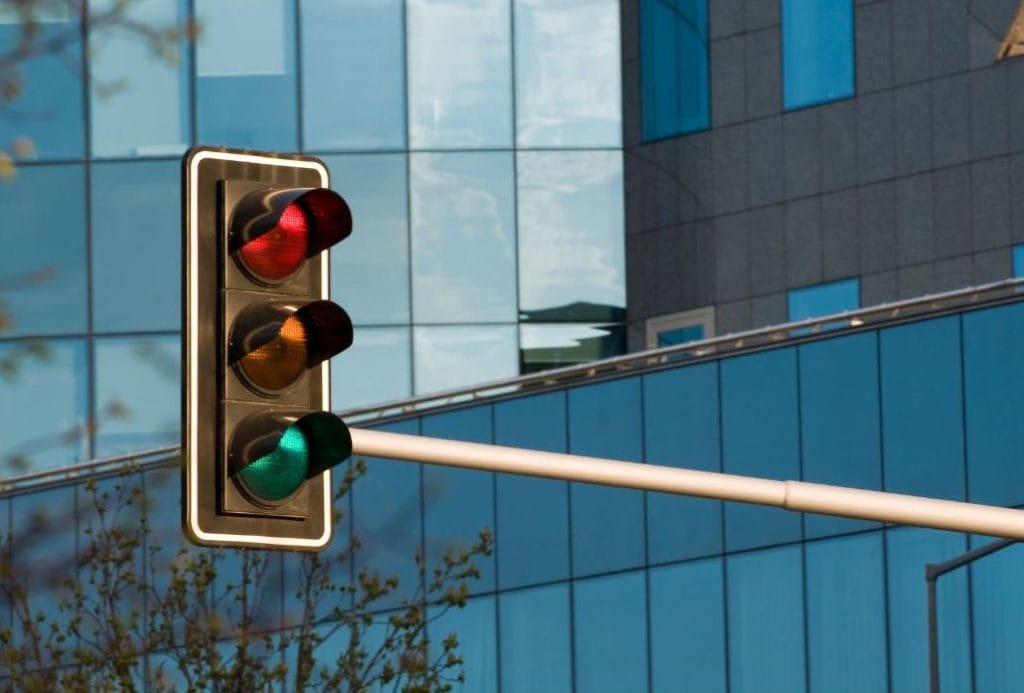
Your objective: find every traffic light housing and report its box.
[182,147,354,550]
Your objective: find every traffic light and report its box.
[182,147,354,551]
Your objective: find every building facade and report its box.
[624,0,1024,350]
[4,0,1024,691]
[0,0,626,477]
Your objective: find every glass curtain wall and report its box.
[0,0,624,477]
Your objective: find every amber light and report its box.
[238,202,309,281]
[238,314,309,391]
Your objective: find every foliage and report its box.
[0,460,493,691]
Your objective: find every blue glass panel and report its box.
[410,152,516,323]
[721,348,801,551]
[574,571,647,693]
[9,485,78,661]
[643,363,722,562]
[514,0,621,147]
[787,278,860,322]
[422,408,495,594]
[301,0,405,151]
[0,9,84,160]
[325,153,409,325]
[429,596,498,691]
[880,317,965,500]
[89,0,190,157]
[805,534,887,691]
[657,323,705,347]
[195,0,297,150]
[330,326,411,411]
[640,0,709,140]
[499,584,572,693]
[727,545,805,693]
[517,151,625,322]
[407,0,512,148]
[94,336,180,457]
[91,160,180,332]
[0,497,8,629]
[568,378,645,576]
[351,419,421,611]
[519,323,625,374]
[1013,245,1024,277]
[962,303,1024,505]
[887,528,971,692]
[413,325,518,395]
[782,0,854,110]
[799,332,882,538]
[492,392,569,588]
[971,541,1024,690]
[649,558,726,691]
[143,465,194,595]
[0,164,87,336]
[0,338,88,474]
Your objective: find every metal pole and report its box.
[350,429,1024,541]
[925,538,1016,693]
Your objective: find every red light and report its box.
[238,203,309,281]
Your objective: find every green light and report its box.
[238,425,309,502]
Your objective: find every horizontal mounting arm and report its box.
[350,428,1024,541]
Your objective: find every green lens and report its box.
[238,425,309,502]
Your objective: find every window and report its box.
[640,0,710,140]
[787,278,860,322]
[645,307,715,349]
[782,0,854,110]
[1013,244,1024,276]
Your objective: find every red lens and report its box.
[238,203,309,281]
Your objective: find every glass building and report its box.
[5,0,1024,690]
[0,0,626,476]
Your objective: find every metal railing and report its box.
[3,277,1023,496]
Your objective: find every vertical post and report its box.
[926,564,940,693]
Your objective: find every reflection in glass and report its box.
[517,151,625,322]
[727,545,805,693]
[574,571,647,692]
[721,348,801,551]
[422,408,495,594]
[429,596,498,691]
[887,528,970,692]
[962,303,1024,506]
[407,0,512,148]
[413,325,517,395]
[89,0,190,157]
[94,335,180,457]
[799,332,881,538]
[519,323,624,374]
[805,534,887,691]
[641,0,709,140]
[649,559,726,691]
[0,7,83,159]
[514,0,621,147]
[324,153,409,326]
[568,378,644,577]
[880,317,964,500]
[195,0,297,149]
[352,420,421,611]
[643,363,722,562]
[0,338,88,474]
[499,584,571,692]
[301,0,405,151]
[410,152,516,324]
[10,486,78,661]
[782,0,854,110]
[330,326,411,411]
[92,160,180,332]
[0,164,87,337]
[493,392,569,588]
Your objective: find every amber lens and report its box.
[238,315,308,391]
